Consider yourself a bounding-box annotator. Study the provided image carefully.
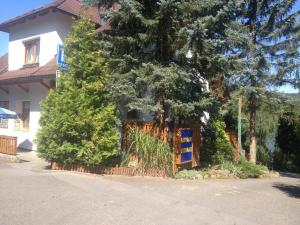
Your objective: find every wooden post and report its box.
[238,96,243,157]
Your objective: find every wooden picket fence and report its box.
[122,121,201,171]
[0,135,17,155]
[51,162,169,177]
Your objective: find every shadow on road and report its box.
[279,172,300,179]
[273,183,300,198]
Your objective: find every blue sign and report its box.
[181,141,193,149]
[57,45,67,70]
[181,129,193,138]
[181,152,192,163]
[180,129,193,163]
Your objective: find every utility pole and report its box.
[238,96,243,157]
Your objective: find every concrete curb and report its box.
[0,153,20,163]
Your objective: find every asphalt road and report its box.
[0,152,299,225]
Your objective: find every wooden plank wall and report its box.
[122,121,168,150]
[122,121,201,171]
[0,135,17,155]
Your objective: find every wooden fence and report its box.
[122,121,201,171]
[51,162,169,177]
[0,135,17,155]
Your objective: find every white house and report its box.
[0,0,100,150]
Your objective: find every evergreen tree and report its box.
[83,0,242,123]
[37,18,119,166]
[223,90,284,166]
[228,0,299,162]
[274,110,300,172]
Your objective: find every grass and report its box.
[126,127,172,172]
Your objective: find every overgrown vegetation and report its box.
[125,128,172,172]
[201,120,233,165]
[37,18,119,166]
[222,91,288,168]
[175,159,271,179]
[220,159,269,179]
[274,110,300,173]
[256,145,272,168]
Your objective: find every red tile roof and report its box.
[0,0,100,32]
[0,58,57,84]
[0,54,8,74]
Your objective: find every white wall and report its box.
[8,11,73,71]
[0,11,75,150]
[0,79,53,150]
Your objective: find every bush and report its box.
[126,128,172,171]
[274,111,300,173]
[256,145,272,167]
[221,159,268,179]
[174,159,270,179]
[201,120,234,165]
[37,18,119,166]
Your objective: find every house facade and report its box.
[0,0,99,150]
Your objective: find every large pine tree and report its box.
[229,0,299,162]
[84,0,242,123]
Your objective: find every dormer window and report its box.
[24,38,40,65]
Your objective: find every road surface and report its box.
[0,152,299,225]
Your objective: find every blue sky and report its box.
[0,0,299,93]
[0,0,49,56]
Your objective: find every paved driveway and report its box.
[0,152,299,225]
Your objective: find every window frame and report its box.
[23,38,40,65]
[13,101,31,132]
[21,101,30,132]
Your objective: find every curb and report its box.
[0,153,20,163]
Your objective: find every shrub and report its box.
[274,111,300,173]
[201,120,234,165]
[174,170,201,179]
[37,18,119,166]
[126,128,172,171]
[256,145,272,167]
[174,159,270,179]
[221,159,268,179]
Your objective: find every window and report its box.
[24,38,40,65]
[21,101,30,131]
[0,101,9,129]
[14,101,30,131]
[50,80,56,89]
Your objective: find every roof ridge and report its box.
[52,0,67,7]
[0,53,8,59]
[0,0,100,32]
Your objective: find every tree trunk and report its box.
[249,98,256,163]
[248,0,258,163]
